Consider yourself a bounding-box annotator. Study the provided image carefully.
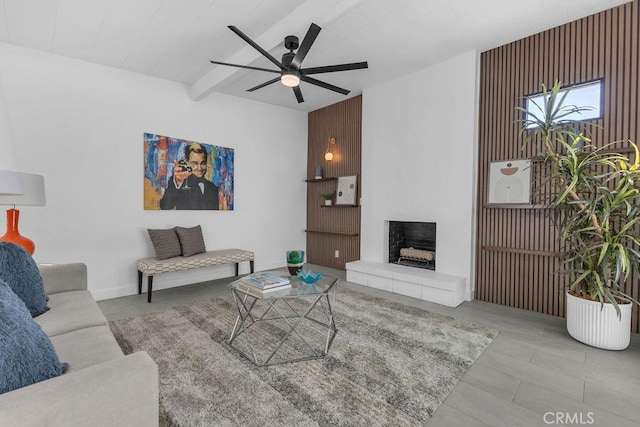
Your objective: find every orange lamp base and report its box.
[0,208,35,255]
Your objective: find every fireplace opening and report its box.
[388,221,436,270]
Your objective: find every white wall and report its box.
[0,43,308,300]
[0,73,17,170]
[361,51,479,300]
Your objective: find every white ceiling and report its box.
[0,0,630,112]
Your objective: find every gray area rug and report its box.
[110,287,498,426]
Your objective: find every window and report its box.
[524,80,602,129]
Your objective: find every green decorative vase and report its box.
[286,250,305,275]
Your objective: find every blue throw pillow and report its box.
[0,242,49,317]
[0,279,68,394]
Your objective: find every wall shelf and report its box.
[305,177,338,182]
[481,245,563,258]
[321,204,359,208]
[305,229,359,237]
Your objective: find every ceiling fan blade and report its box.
[247,77,281,92]
[209,60,279,74]
[293,86,304,103]
[291,23,321,70]
[301,76,350,95]
[300,61,368,75]
[228,25,285,70]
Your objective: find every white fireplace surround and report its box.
[357,51,478,307]
[346,219,467,307]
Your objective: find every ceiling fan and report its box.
[209,23,368,103]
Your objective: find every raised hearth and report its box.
[346,260,465,307]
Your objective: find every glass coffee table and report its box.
[228,271,338,366]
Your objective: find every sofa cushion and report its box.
[0,242,49,317]
[0,279,68,394]
[0,352,159,427]
[147,227,182,260]
[50,325,124,372]
[175,225,206,256]
[35,290,108,337]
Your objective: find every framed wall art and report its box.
[336,175,357,205]
[487,159,531,205]
[143,133,234,210]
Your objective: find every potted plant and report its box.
[286,250,305,275]
[517,81,640,350]
[321,192,334,206]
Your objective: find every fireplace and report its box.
[387,221,436,270]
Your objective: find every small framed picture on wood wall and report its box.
[336,175,357,205]
[487,159,531,205]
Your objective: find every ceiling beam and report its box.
[188,0,368,101]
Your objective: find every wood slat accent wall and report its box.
[306,96,362,269]
[477,1,640,332]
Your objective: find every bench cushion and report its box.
[137,249,254,275]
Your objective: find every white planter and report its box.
[566,291,632,350]
[324,200,332,206]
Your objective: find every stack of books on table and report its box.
[239,272,291,294]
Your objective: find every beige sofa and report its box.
[0,263,159,427]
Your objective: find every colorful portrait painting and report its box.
[144,133,234,210]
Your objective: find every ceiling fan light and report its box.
[281,73,300,87]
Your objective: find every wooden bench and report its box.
[137,249,254,302]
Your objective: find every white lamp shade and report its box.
[0,170,22,195]
[0,172,45,206]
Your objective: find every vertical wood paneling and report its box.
[477,1,640,332]
[306,96,362,270]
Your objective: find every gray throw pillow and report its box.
[147,228,182,260]
[175,225,206,257]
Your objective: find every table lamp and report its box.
[0,171,46,254]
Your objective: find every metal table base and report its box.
[229,277,338,366]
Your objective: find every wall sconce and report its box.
[324,137,336,161]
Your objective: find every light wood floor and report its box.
[98,264,640,427]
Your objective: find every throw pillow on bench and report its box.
[147,225,206,259]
